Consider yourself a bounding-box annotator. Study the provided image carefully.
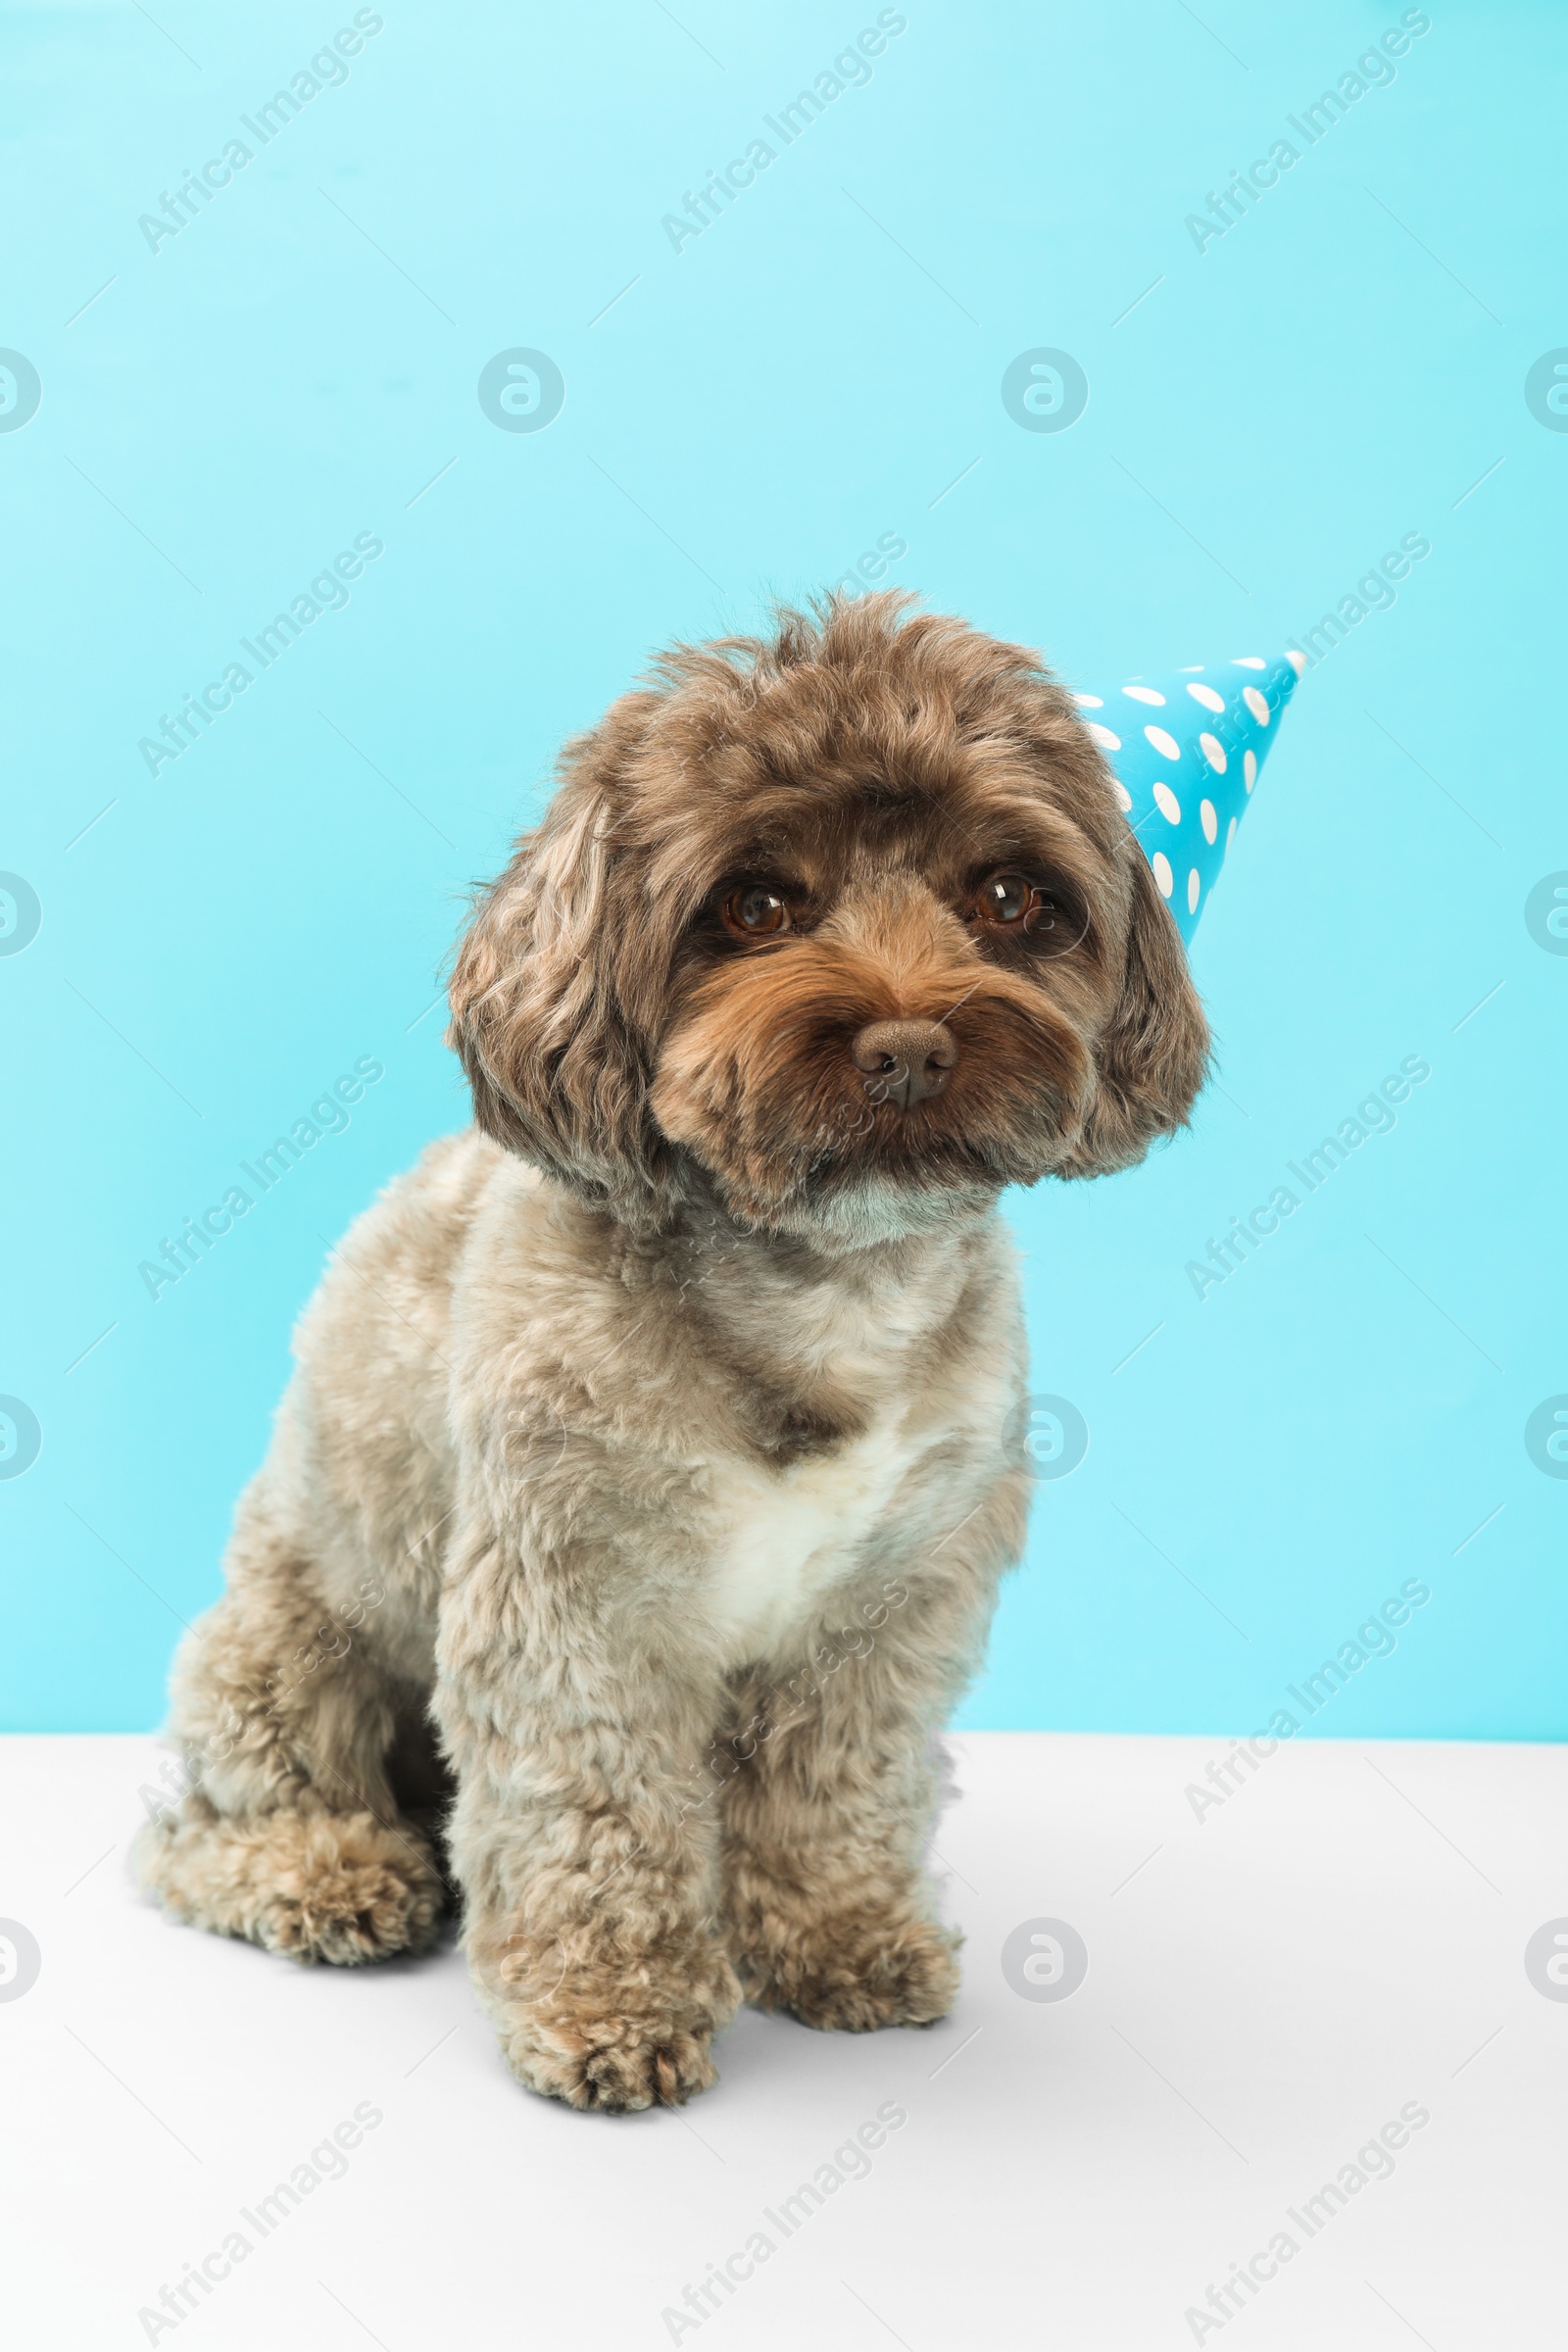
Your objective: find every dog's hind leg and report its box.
[134,1479,448,1965]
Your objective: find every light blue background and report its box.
[3,0,1562,1736]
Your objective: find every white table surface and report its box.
[4,1730,1564,2349]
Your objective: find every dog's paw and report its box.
[252,1817,447,1965]
[739,1912,960,2033]
[500,2009,720,2112]
[484,1950,741,2112]
[136,1802,447,1966]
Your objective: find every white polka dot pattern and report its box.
[1073,654,1300,942]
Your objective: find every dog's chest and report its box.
[694,1413,932,1659]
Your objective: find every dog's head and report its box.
[448,595,1208,1243]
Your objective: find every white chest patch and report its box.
[696,1416,931,1661]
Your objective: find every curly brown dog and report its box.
[135,592,1207,2111]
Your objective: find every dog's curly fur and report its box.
[136,594,1207,2111]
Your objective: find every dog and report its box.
[135,592,1207,2112]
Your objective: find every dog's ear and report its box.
[446,697,676,1217]
[1055,847,1210,1178]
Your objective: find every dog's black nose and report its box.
[851,1019,957,1108]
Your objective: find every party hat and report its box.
[1073,652,1303,942]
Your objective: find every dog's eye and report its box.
[972,869,1040,927]
[722,886,792,936]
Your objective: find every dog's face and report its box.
[449,597,1208,1243]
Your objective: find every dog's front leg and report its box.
[720,1490,1021,2034]
[434,1515,740,2113]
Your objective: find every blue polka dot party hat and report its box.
[1074,651,1303,942]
